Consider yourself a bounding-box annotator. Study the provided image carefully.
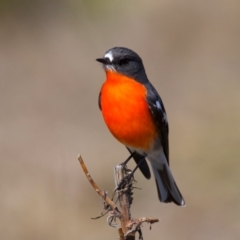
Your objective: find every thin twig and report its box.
[78,155,121,215]
[125,218,159,239]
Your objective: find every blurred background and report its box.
[1,0,240,239]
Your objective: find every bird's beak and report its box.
[96,57,110,64]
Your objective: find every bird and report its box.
[96,47,185,206]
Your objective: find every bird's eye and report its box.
[119,59,129,66]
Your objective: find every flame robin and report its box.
[97,47,185,206]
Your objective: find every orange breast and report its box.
[100,71,157,150]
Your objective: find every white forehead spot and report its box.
[104,51,113,62]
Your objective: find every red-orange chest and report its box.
[100,71,157,150]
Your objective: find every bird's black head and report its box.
[96,47,148,83]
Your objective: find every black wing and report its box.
[145,82,169,164]
[126,148,151,179]
[98,91,102,110]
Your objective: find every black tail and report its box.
[152,163,185,206]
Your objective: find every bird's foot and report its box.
[115,167,135,192]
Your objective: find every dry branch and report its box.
[78,155,159,239]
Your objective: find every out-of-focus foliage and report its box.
[0,1,240,240]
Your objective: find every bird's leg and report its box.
[121,151,136,166]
